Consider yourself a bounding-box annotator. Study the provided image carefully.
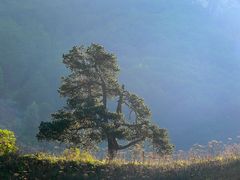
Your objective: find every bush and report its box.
[0,129,17,155]
[63,147,98,163]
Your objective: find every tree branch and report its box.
[118,137,145,150]
[118,123,146,128]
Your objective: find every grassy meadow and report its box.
[1,141,240,179]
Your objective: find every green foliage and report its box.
[37,44,173,158]
[0,129,17,155]
[0,153,100,179]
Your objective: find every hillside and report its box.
[1,0,240,150]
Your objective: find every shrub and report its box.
[63,147,98,163]
[0,129,17,155]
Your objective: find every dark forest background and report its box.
[1,0,240,150]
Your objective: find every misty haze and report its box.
[1,0,240,179]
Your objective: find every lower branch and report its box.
[118,137,145,150]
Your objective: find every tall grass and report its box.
[1,139,240,179]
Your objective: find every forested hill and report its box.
[1,0,240,149]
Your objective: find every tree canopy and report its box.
[37,43,173,159]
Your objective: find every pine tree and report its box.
[37,44,173,159]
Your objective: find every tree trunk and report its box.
[100,77,118,159]
[107,136,119,160]
[116,85,124,114]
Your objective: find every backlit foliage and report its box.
[37,44,173,159]
[0,129,17,155]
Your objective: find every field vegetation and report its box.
[1,134,240,179]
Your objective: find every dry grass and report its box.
[1,140,240,179]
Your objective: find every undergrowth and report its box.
[1,140,240,179]
[1,152,240,179]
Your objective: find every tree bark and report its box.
[107,136,119,160]
[116,85,124,114]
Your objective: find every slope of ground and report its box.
[1,153,240,180]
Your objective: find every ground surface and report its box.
[1,153,240,179]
